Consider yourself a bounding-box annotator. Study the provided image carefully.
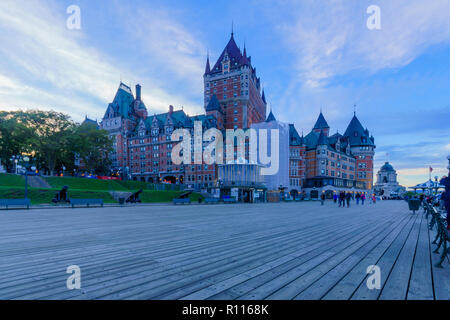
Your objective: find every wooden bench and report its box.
[0,198,31,210]
[428,205,449,268]
[70,199,103,208]
[173,198,191,205]
[223,197,237,204]
[204,198,220,204]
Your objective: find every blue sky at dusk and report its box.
[0,0,449,186]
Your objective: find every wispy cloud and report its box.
[279,0,450,88]
[0,0,203,120]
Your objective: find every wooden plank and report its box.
[350,213,419,300]
[323,213,415,300]
[407,213,434,300]
[0,201,443,301]
[295,213,411,300]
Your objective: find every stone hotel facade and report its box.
[100,32,376,196]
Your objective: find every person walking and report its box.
[339,191,345,207]
[333,193,338,204]
[356,192,361,205]
[361,193,366,205]
[345,192,351,208]
[320,193,325,206]
[372,194,376,204]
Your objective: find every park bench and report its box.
[204,198,220,204]
[0,198,31,210]
[223,197,237,204]
[70,199,104,208]
[173,198,191,205]
[425,203,449,268]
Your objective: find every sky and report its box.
[0,0,449,186]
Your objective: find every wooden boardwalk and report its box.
[0,201,448,300]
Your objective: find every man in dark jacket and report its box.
[439,175,450,229]
[345,192,352,208]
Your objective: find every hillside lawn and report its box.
[0,174,202,205]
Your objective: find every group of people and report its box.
[326,191,376,208]
[439,175,450,230]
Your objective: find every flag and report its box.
[429,167,433,173]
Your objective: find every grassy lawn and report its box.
[0,186,202,205]
[0,175,202,205]
[0,173,25,188]
[0,186,115,205]
[44,176,128,191]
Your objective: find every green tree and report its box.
[0,113,35,171]
[71,121,113,175]
[10,110,75,175]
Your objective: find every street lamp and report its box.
[22,156,30,200]
[10,155,20,174]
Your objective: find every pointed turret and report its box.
[241,44,249,66]
[210,32,244,73]
[266,110,276,122]
[312,112,330,136]
[204,54,211,75]
[261,89,266,104]
[205,94,222,113]
[313,112,330,130]
[343,114,374,147]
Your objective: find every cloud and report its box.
[0,0,203,121]
[279,0,450,88]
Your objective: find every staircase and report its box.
[109,191,133,201]
[27,176,52,189]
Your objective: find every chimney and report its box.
[136,84,141,101]
[169,105,174,114]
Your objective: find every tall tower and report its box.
[343,113,376,190]
[203,31,266,129]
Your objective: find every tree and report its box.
[9,110,75,175]
[0,113,34,171]
[70,121,113,175]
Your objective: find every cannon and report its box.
[52,186,70,203]
[173,189,193,205]
[126,189,143,203]
[177,190,193,199]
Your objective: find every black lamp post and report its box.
[23,156,30,199]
